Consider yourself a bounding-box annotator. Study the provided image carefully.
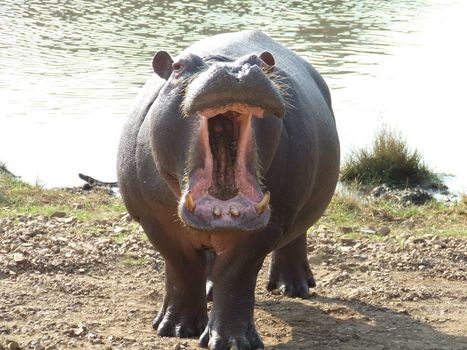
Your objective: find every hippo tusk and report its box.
[255,191,270,214]
[184,191,196,212]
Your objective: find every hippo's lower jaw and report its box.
[180,192,270,232]
[178,103,271,232]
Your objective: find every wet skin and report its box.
[117,30,340,350]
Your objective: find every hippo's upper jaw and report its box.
[179,103,272,232]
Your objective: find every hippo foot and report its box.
[199,321,264,350]
[267,267,316,299]
[153,304,208,338]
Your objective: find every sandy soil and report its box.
[1,214,466,350]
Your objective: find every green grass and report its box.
[0,166,125,221]
[341,126,440,188]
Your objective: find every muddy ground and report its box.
[1,213,466,350]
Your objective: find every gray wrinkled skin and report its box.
[117,30,339,350]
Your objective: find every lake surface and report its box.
[1,0,466,192]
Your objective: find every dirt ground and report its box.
[1,214,466,350]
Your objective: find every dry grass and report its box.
[341,126,440,188]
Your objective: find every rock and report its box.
[410,237,425,244]
[339,226,353,234]
[5,340,20,350]
[12,253,25,263]
[120,213,132,222]
[371,184,389,197]
[377,226,391,236]
[360,228,376,235]
[113,226,126,234]
[74,324,87,336]
[400,188,433,205]
[173,342,188,349]
[50,212,67,219]
[33,343,44,350]
[55,217,76,224]
[340,238,356,246]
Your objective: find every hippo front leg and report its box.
[153,256,208,338]
[141,220,208,338]
[199,251,266,350]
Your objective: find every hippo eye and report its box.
[172,62,183,72]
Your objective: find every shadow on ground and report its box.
[259,295,467,350]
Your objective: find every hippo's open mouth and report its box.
[179,103,270,232]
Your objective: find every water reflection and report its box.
[0,0,465,190]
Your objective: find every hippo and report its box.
[117,30,339,350]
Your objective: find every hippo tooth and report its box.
[213,206,222,217]
[184,192,196,212]
[255,191,270,214]
[230,206,240,217]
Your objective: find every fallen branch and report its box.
[78,173,118,188]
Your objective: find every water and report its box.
[1,0,466,192]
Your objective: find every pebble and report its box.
[340,226,353,234]
[12,253,25,263]
[360,228,377,235]
[340,238,356,246]
[5,340,20,350]
[377,226,391,236]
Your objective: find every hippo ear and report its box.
[152,51,174,80]
[259,51,275,69]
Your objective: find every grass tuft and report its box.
[121,253,149,266]
[341,126,440,188]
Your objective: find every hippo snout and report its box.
[182,54,286,119]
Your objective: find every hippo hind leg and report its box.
[267,233,316,299]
